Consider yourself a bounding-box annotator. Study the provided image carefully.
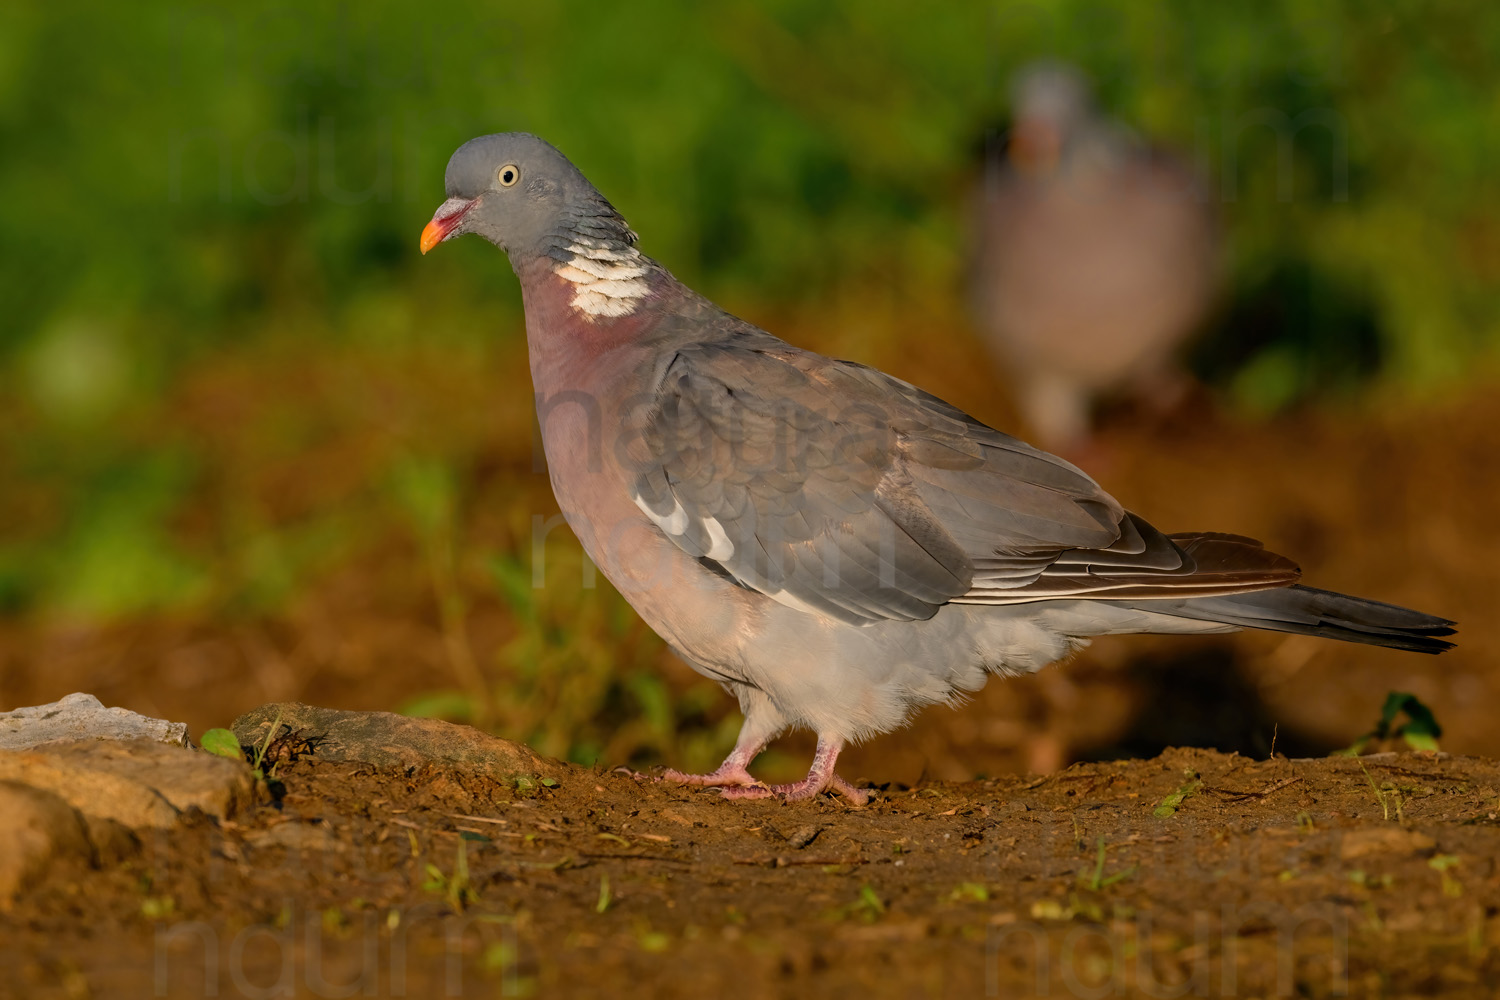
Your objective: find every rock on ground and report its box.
[0,781,93,908]
[231,702,559,780]
[0,739,253,830]
[0,692,189,750]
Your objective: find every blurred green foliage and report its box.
[398,498,737,770]
[3,0,1497,374]
[385,450,734,769]
[480,547,736,769]
[0,2,1496,764]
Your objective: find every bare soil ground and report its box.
[5,745,1500,998]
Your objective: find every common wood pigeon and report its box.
[971,61,1218,450]
[421,133,1453,804]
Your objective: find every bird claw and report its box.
[829,775,870,807]
[717,784,775,801]
[611,765,762,789]
[717,774,868,806]
[656,765,761,788]
[628,738,869,805]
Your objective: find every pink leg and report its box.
[720,737,867,805]
[654,695,785,790]
[658,738,765,789]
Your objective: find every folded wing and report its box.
[628,329,1299,626]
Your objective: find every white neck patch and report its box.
[554,241,651,319]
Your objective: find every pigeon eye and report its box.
[497,164,520,187]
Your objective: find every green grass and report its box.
[4,1,1497,379]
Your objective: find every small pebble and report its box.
[786,824,823,849]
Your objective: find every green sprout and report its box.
[251,710,284,779]
[1154,770,1202,818]
[1080,837,1138,891]
[947,882,990,903]
[596,874,613,914]
[423,839,478,912]
[1429,855,1462,898]
[1338,692,1442,755]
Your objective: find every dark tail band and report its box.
[1114,585,1457,654]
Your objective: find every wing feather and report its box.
[629,330,1299,625]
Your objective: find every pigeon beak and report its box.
[420,197,477,254]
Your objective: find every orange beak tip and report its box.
[419,221,444,255]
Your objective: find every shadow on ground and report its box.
[1077,645,1341,764]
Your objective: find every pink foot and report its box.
[720,772,867,805]
[718,737,867,805]
[625,735,869,806]
[639,739,768,790]
[658,764,762,788]
[829,774,869,805]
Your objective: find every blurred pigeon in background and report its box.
[421,133,1453,804]
[970,61,1218,452]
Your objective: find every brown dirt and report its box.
[5,745,1500,998]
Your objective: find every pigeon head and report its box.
[1007,61,1095,175]
[420,133,637,260]
[1012,61,1092,133]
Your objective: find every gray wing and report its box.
[629,335,1297,626]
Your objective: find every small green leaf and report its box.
[200,728,243,761]
[1391,692,1442,746]
[948,882,989,903]
[1154,777,1202,818]
[140,896,176,919]
[483,940,518,973]
[1403,730,1440,752]
[1376,691,1407,733]
[1345,692,1443,755]
[1430,854,1463,898]
[1030,899,1069,921]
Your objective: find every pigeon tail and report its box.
[1113,585,1457,654]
